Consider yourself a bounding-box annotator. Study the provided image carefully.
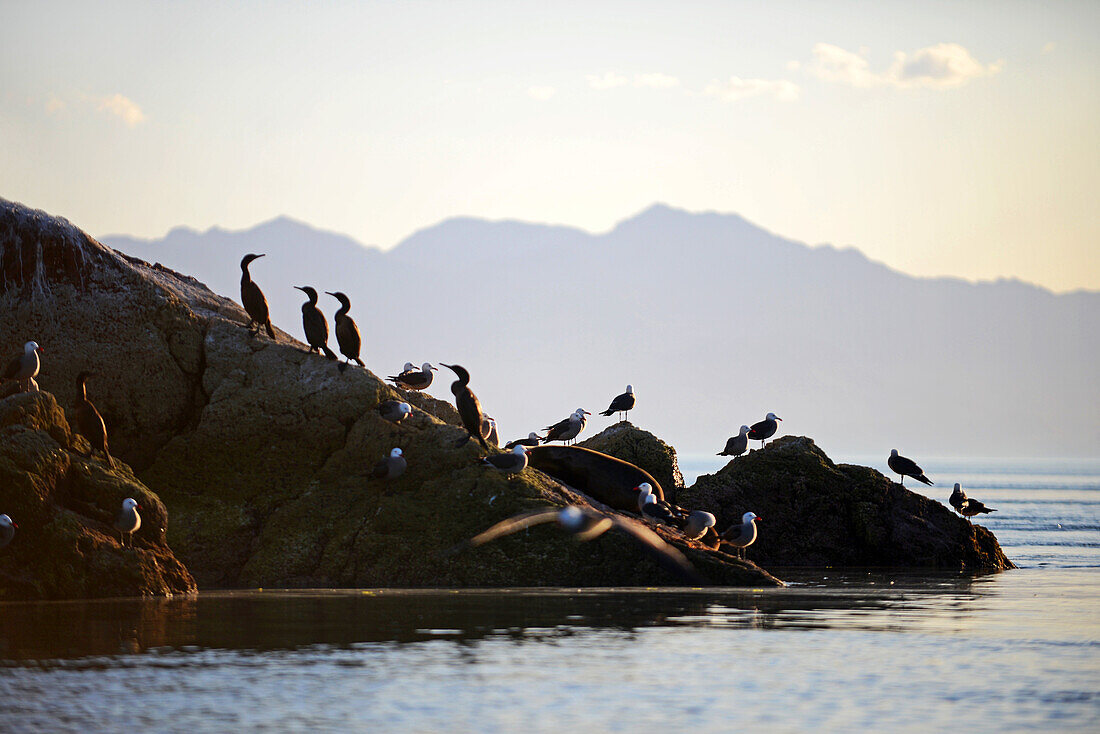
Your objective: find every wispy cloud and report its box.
[527,86,557,101]
[586,72,629,90]
[806,43,1002,89]
[702,76,800,102]
[96,93,147,126]
[44,95,67,115]
[633,73,680,89]
[587,72,682,90]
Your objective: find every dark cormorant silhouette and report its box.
[74,371,113,467]
[441,363,489,449]
[326,291,364,372]
[240,254,275,339]
[294,286,337,359]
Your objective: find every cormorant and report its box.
[600,385,635,421]
[115,498,141,548]
[325,291,364,372]
[2,341,43,392]
[74,371,113,467]
[240,254,275,339]
[888,449,933,486]
[747,412,782,447]
[441,364,489,449]
[718,425,751,457]
[388,362,437,391]
[294,286,337,359]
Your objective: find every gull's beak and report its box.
[755,517,763,522]
[776,417,782,421]
[37,347,44,354]
[430,366,438,371]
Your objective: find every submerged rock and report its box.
[683,436,1013,570]
[579,421,684,499]
[1,198,779,589]
[0,391,196,600]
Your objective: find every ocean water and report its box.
[2,459,1098,732]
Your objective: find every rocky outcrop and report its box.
[683,436,1013,570]
[0,391,196,599]
[1,198,779,590]
[579,421,684,499]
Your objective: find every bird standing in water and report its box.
[239,254,275,339]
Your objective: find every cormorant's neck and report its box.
[335,301,350,318]
[77,379,87,401]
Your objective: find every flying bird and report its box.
[114,498,141,548]
[326,291,364,372]
[747,413,782,447]
[600,385,636,421]
[388,362,437,391]
[888,449,933,486]
[74,371,113,467]
[239,254,275,339]
[294,286,337,359]
[441,364,489,449]
[2,341,43,392]
[718,425,751,457]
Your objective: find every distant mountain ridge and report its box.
[102,204,1100,459]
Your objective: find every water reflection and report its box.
[0,573,996,663]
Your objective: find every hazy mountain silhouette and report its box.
[103,204,1100,459]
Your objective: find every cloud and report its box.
[807,42,1002,89]
[96,93,147,126]
[44,95,66,115]
[702,76,800,102]
[587,72,629,90]
[1042,41,1056,55]
[527,86,557,101]
[633,73,680,89]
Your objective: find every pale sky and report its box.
[2,0,1097,292]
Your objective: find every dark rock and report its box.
[579,421,684,498]
[682,436,1014,570]
[0,391,196,599]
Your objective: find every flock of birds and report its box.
[0,252,998,569]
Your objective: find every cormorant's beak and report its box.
[294,286,306,292]
[255,253,266,259]
[325,291,335,297]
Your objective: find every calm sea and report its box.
[2,458,1098,732]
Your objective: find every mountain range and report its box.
[102,204,1100,459]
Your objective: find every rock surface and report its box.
[0,391,196,599]
[1,197,779,590]
[579,421,684,499]
[683,436,1013,570]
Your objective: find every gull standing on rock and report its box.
[74,371,113,467]
[600,385,635,422]
[369,448,407,481]
[949,483,968,513]
[636,483,677,525]
[888,449,933,486]
[949,484,996,522]
[294,286,338,359]
[326,291,364,372]
[0,514,15,550]
[2,341,43,392]
[388,362,438,391]
[239,254,276,339]
[481,445,529,474]
[747,413,782,447]
[115,498,140,548]
[378,400,413,425]
[505,432,543,450]
[721,512,761,559]
[441,364,489,449]
[542,409,590,445]
[718,426,751,457]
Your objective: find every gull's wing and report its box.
[610,516,708,585]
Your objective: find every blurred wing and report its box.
[573,515,614,542]
[610,516,708,585]
[465,509,563,548]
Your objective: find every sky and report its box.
[1,0,1097,292]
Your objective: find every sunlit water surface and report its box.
[2,459,1098,732]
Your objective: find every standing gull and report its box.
[747,413,782,448]
[369,448,407,481]
[294,286,337,359]
[0,514,15,550]
[115,498,141,548]
[718,425,751,457]
[481,445,529,474]
[388,362,438,391]
[949,483,968,513]
[378,400,413,425]
[326,291,365,372]
[441,364,489,449]
[239,254,276,339]
[2,341,43,392]
[505,432,543,450]
[682,511,717,542]
[600,385,636,422]
[74,371,113,467]
[636,483,677,525]
[542,409,591,445]
[721,512,761,559]
[888,449,933,487]
[950,484,996,522]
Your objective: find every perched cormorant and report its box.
[326,291,364,372]
[74,371,113,467]
[0,514,15,550]
[747,412,782,447]
[721,512,761,559]
[2,341,43,392]
[369,448,407,481]
[718,425,751,457]
[481,445,529,474]
[450,505,706,585]
[114,498,141,548]
[378,400,413,425]
[542,408,590,445]
[600,385,635,421]
[441,364,489,449]
[505,432,543,450]
[294,286,337,359]
[240,254,276,339]
[388,362,438,391]
[480,415,500,448]
[888,449,933,486]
